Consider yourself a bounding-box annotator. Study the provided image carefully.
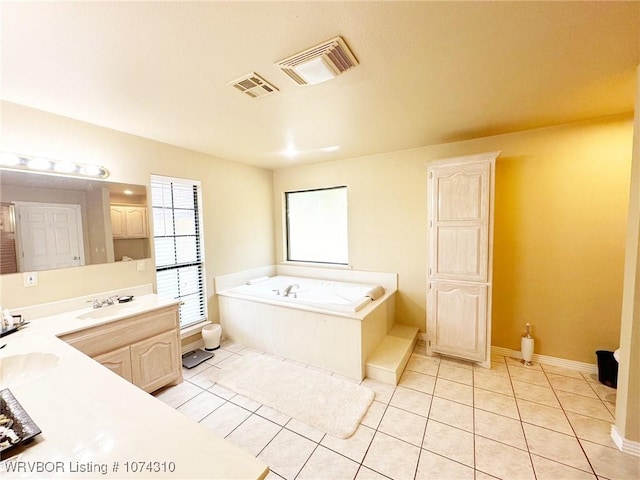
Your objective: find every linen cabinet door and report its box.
[130,330,180,393]
[428,282,488,362]
[94,345,133,383]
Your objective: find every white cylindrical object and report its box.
[202,324,222,351]
[521,336,534,364]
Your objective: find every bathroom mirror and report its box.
[0,169,150,274]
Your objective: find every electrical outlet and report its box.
[23,272,38,287]
[136,260,146,272]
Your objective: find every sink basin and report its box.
[76,302,137,320]
[0,352,59,386]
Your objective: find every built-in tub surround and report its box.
[215,265,397,380]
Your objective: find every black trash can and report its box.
[596,350,618,389]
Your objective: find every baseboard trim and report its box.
[418,337,598,374]
[611,425,640,457]
[491,346,598,374]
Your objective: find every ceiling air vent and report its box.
[228,73,279,99]
[276,36,359,86]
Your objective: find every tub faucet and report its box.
[282,284,299,297]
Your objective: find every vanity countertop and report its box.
[0,294,269,479]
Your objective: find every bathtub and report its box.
[224,276,384,314]
[215,267,397,380]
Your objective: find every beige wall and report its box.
[274,114,634,364]
[0,101,276,322]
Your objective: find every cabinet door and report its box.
[429,162,490,283]
[94,345,133,383]
[130,330,180,393]
[125,207,148,238]
[110,206,126,237]
[428,282,487,362]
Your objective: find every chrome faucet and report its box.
[282,284,299,297]
[88,296,119,309]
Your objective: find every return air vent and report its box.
[276,36,359,85]
[228,73,279,99]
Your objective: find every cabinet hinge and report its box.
[428,340,431,347]
[429,171,433,179]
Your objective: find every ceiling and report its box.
[2,1,639,170]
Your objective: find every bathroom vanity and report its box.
[0,287,268,479]
[58,304,182,393]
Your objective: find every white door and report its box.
[14,202,85,271]
[426,152,498,366]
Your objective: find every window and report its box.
[150,175,206,328]
[285,186,348,265]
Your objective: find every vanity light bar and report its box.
[0,152,109,179]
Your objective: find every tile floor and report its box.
[154,340,640,480]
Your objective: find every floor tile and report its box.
[362,431,420,480]
[589,382,617,404]
[508,364,551,387]
[389,386,432,417]
[257,429,316,480]
[153,380,202,408]
[517,397,574,435]
[207,382,236,400]
[566,411,616,448]
[540,363,586,379]
[523,423,592,472]
[475,435,536,480]
[512,379,560,408]
[475,361,509,378]
[474,408,527,450]
[580,439,640,480]
[474,370,514,396]
[265,470,285,480]
[422,420,474,467]
[555,391,615,422]
[433,377,473,406]
[378,405,427,447]
[355,466,390,479]
[230,393,262,412]
[285,418,325,443]
[176,390,225,422]
[415,449,474,479]
[321,424,375,463]
[204,348,234,365]
[256,404,291,426]
[428,396,473,432]
[548,373,599,398]
[405,354,440,376]
[220,340,245,353]
[225,414,282,457]
[297,445,360,480]
[398,370,436,395]
[474,387,520,419]
[361,400,387,429]
[199,401,251,438]
[361,378,396,404]
[181,360,213,379]
[531,454,597,479]
[436,363,473,385]
[440,356,474,370]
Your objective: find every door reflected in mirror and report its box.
[0,169,150,274]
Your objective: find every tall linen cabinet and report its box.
[426,152,499,368]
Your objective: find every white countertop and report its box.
[0,292,269,479]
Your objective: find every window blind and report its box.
[150,176,206,328]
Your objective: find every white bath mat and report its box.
[213,352,374,439]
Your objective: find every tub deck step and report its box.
[365,324,419,385]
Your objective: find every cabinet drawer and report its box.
[60,306,178,357]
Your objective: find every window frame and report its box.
[150,175,207,329]
[285,185,348,266]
